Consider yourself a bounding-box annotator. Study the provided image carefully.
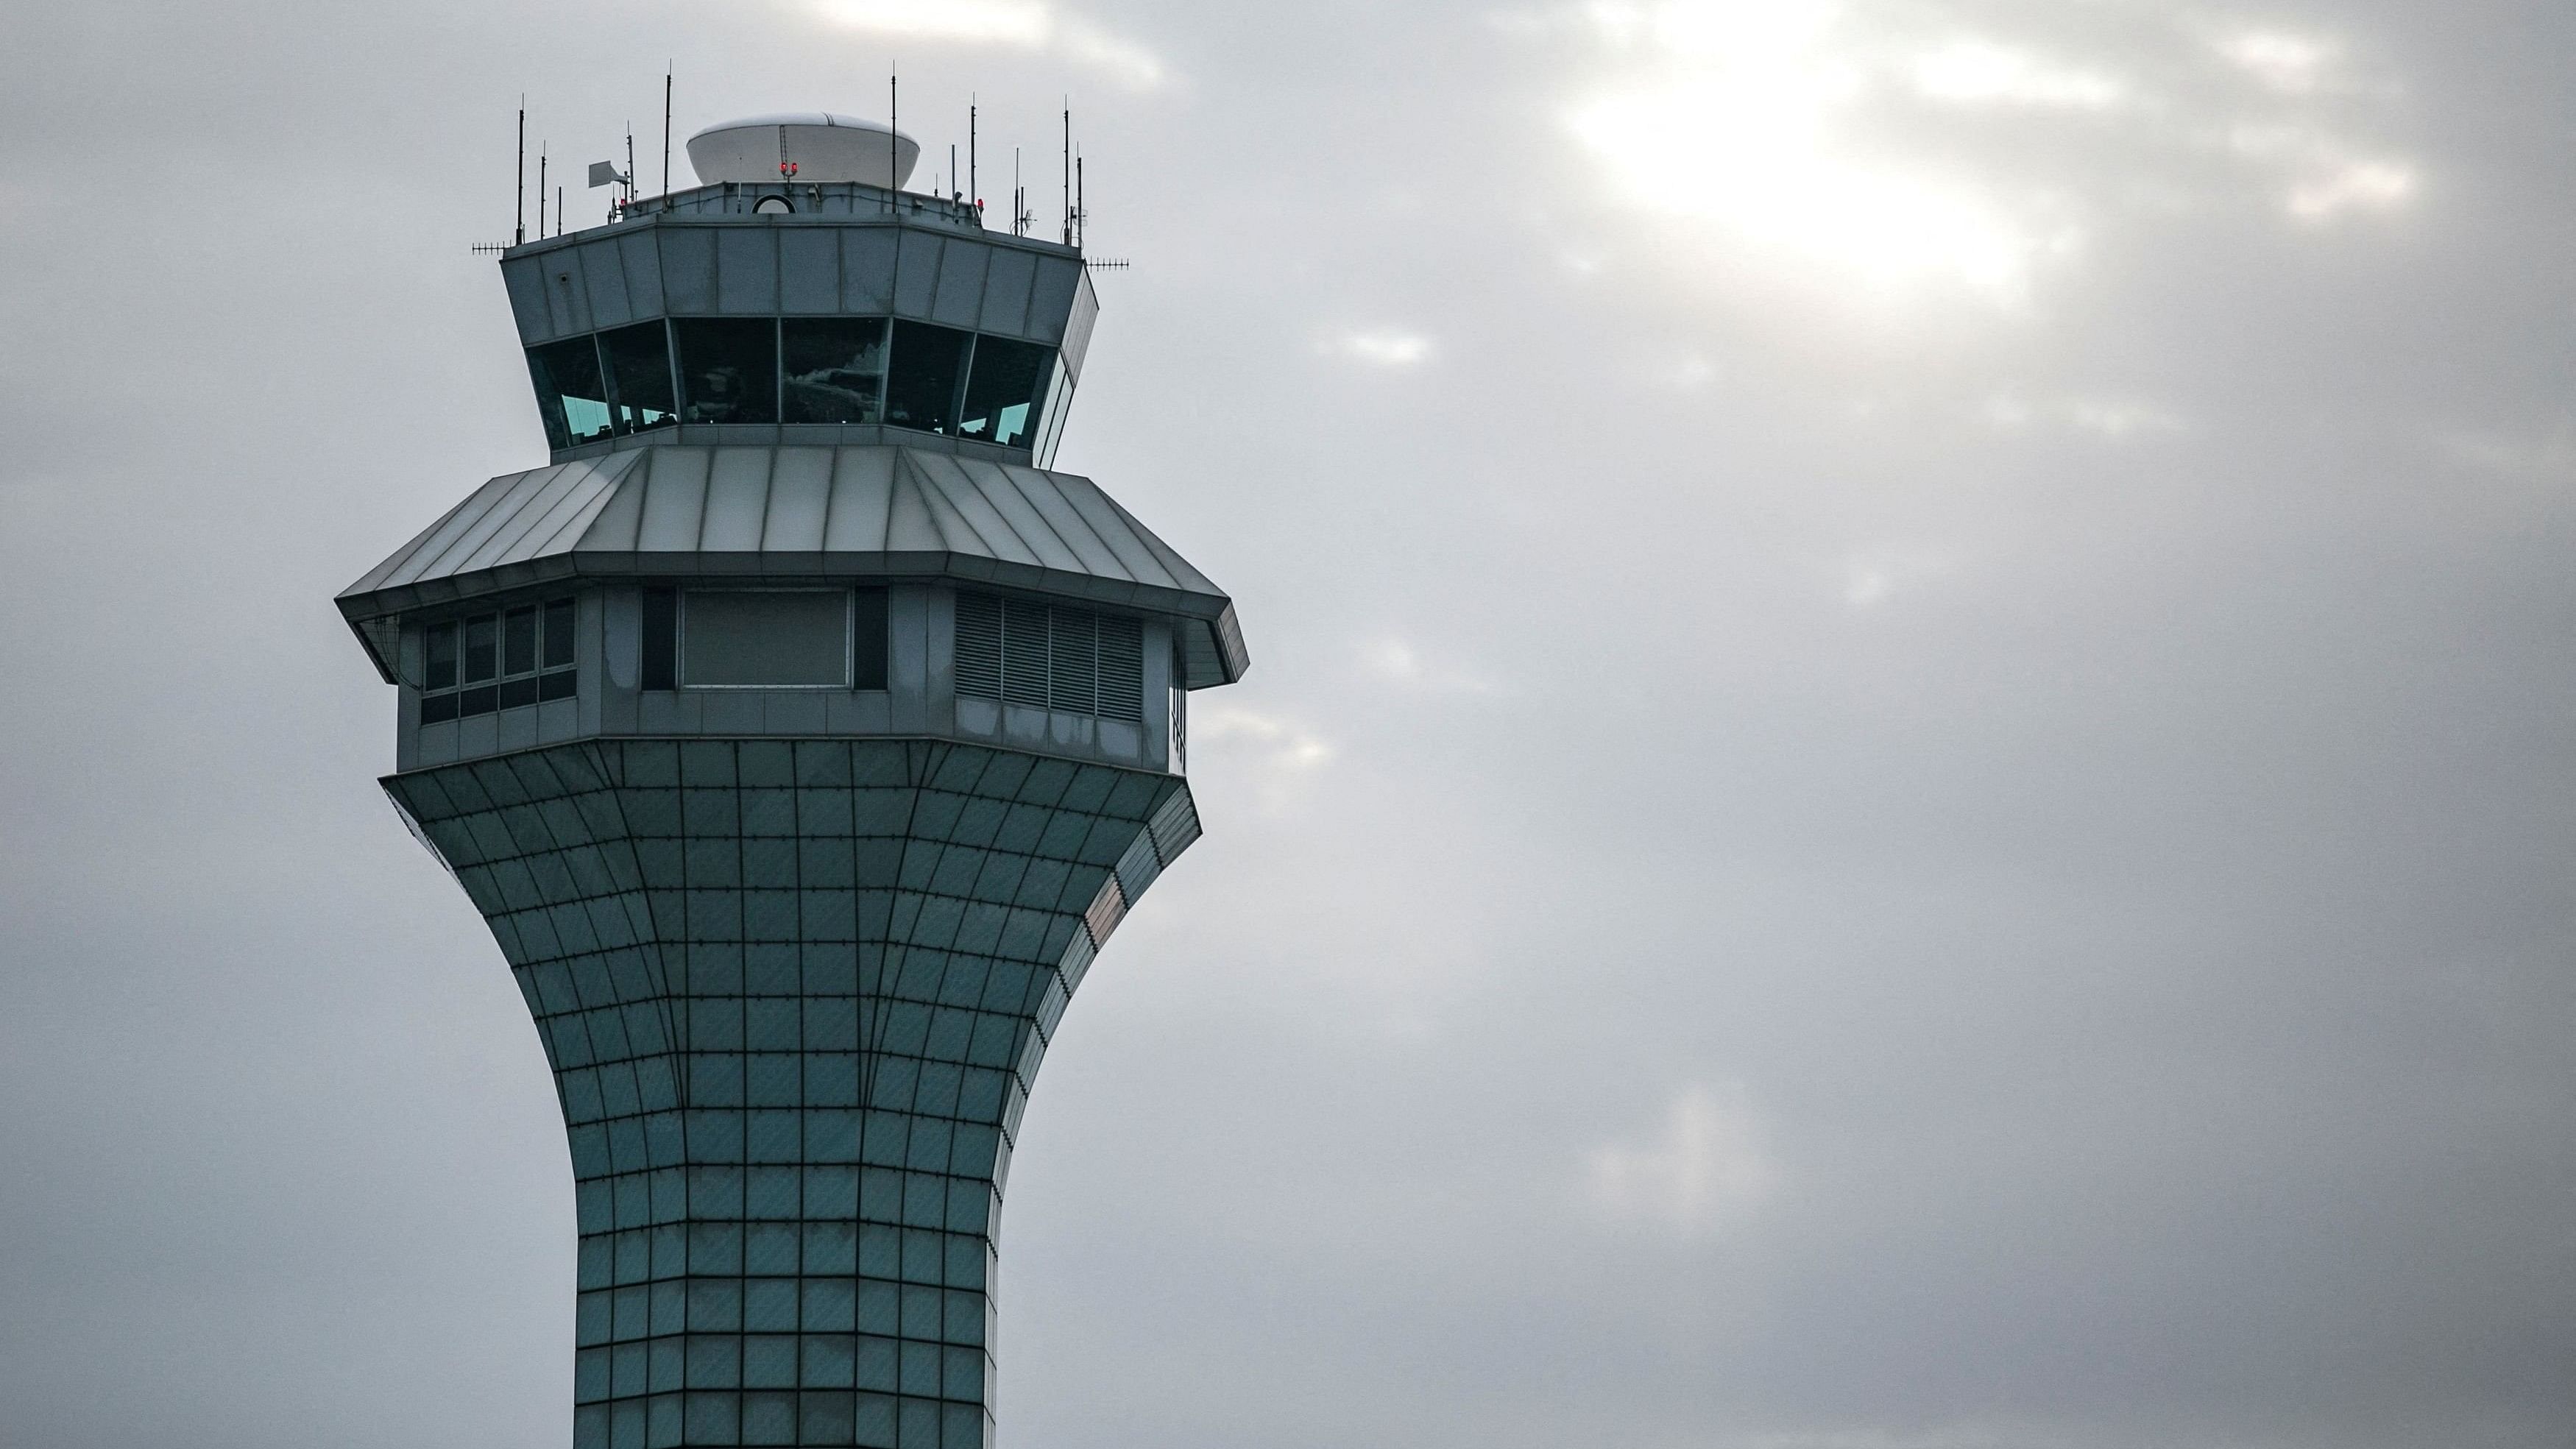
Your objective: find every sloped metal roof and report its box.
[338,446,1247,688]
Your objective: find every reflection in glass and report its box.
[783,319,888,424]
[528,338,614,449]
[505,608,538,676]
[463,617,498,682]
[599,322,677,433]
[425,623,458,691]
[673,319,780,424]
[958,336,1052,447]
[885,322,970,436]
[543,599,576,668]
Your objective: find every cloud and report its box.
[2286,159,2416,220]
[1981,390,2187,439]
[1323,328,1433,368]
[1911,40,2125,110]
[1188,704,1332,812]
[1549,1,2421,307]
[2217,30,2340,96]
[1565,4,2047,300]
[1362,638,1498,693]
[1588,1083,1783,1234]
[807,0,1166,88]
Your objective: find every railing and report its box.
[622,180,999,232]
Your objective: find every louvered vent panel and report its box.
[1097,616,1145,722]
[1001,599,1052,708]
[956,592,1004,699]
[1050,609,1098,714]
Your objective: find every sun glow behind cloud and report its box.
[1566,0,2050,301]
[1556,1,2422,305]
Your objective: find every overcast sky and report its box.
[2,1,2572,1446]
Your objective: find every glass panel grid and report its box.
[390,740,1191,1449]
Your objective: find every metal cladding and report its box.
[345,141,1242,1449]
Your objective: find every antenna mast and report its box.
[888,68,899,213]
[662,65,673,198]
[514,99,526,245]
[969,98,977,213]
[537,146,546,238]
[1061,102,1071,244]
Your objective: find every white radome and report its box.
[685,113,921,188]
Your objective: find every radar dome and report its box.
[686,113,921,188]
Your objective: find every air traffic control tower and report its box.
[337,112,1247,1449]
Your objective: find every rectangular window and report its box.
[463,617,498,682]
[954,591,1143,721]
[782,319,888,425]
[425,622,459,691]
[528,337,615,449]
[417,596,580,723]
[884,322,970,436]
[851,589,890,690]
[505,607,539,676]
[543,599,577,669]
[599,322,678,433]
[956,336,1052,448]
[643,589,678,690]
[683,592,849,687]
[673,319,780,425]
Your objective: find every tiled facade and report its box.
[387,737,1199,1448]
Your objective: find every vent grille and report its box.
[956,590,1147,723]
[1049,609,1097,713]
[1097,616,1144,723]
[955,592,1003,698]
[1000,599,1052,707]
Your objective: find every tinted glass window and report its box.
[643,589,678,691]
[599,322,677,433]
[425,623,458,691]
[782,319,888,425]
[505,608,538,676]
[463,617,498,682]
[528,338,612,449]
[885,322,970,436]
[852,589,889,690]
[673,319,779,424]
[684,592,849,687]
[958,336,1052,447]
[418,598,578,723]
[543,599,576,669]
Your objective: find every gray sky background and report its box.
[1,1,2572,1446]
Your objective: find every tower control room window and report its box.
[955,592,1144,722]
[673,318,779,424]
[527,338,614,450]
[782,318,888,424]
[420,598,577,723]
[598,322,677,433]
[884,321,969,436]
[956,335,1051,447]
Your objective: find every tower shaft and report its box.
[394,738,1197,1448]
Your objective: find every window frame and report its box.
[676,587,857,691]
[417,596,581,723]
